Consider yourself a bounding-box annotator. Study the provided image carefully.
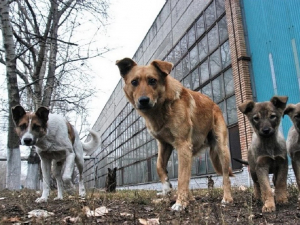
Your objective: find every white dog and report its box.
[12,105,100,203]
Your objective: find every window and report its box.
[187,26,196,49]
[210,49,221,76]
[208,25,219,53]
[200,60,209,84]
[198,36,209,61]
[205,3,216,28]
[190,45,199,69]
[212,75,225,103]
[196,16,205,39]
[219,16,228,42]
[221,41,231,68]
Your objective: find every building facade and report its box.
[83,0,300,190]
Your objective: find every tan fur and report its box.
[116,58,233,210]
[66,122,75,145]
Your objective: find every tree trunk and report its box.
[25,146,40,189]
[42,0,59,107]
[0,0,21,190]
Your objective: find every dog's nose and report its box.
[23,138,32,146]
[138,96,150,106]
[262,127,271,135]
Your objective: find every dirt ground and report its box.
[1,185,300,225]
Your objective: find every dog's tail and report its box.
[209,150,235,177]
[82,129,100,153]
[233,158,249,166]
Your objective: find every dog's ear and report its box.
[35,107,49,123]
[108,168,112,173]
[113,167,117,171]
[283,104,295,117]
[151,60,173,77]
[116,58,137,77]
[270,96,288,110]
[238,100,255,115]
[11,105,26,125]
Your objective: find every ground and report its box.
[1,186,300,224]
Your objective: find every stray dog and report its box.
[105,167,117,192]
[284,103,300,201]
[207,176,214,189]
[238,96,288,212]
[116,58,233,210]
[12,105,100,203]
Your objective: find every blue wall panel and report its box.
[241,0,300,137]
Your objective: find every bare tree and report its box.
[0,0,110,189]
[0,0,21,190]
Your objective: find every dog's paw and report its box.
[221,196,233,204]
[54,196,63,201]
[157,181,172,196]
[171,203,184,211]
[262,204,275,213]
[35,197,47,203]
[276,196,288,204]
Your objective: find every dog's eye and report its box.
[148,78,157,86]
[270,114,277,120]
[131,79,138,87]
[252,116,259,122]
[19,123,27,130]
[295,114,300,120]
[33,124,41,131]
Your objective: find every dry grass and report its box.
[1,185,300,224]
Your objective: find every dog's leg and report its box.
[250,171,262,200]
[210,128,233,204]
[53,161,64,200]
[75,155,86,198]
[156,141,173,196]
[273,158,288,204]
[211,145,233,204]
[62,152,75,188]
[171,141,193,211]
[35,158,51,203]
[257,158,275,212]
[292,154,300,201]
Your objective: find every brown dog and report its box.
[284,103,300,201]
[239,96,288,212]
[116,58,233,210]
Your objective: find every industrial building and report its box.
[83,0,300,190]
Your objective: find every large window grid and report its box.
[88,0,242,188]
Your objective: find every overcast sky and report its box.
[86,0,166,126]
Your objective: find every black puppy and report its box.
[105,167,117,192]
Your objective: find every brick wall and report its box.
[225,0,253,160]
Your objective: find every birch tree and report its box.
[0,0,21,190]
[0,0,109,189]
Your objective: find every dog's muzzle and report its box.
[260,127,274,137]
[137,96,153,110]
[21,133,36,146]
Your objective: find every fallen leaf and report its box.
[238,185,247,191]
[0,197,5,200]
[120,212,133,217]
[63,216,80,223]
[1,216,21,222]
[139,218,159,225]
[83,206,109,217]
[151,199,163,204]
[28,209,54,218]
[94,206,109,217]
